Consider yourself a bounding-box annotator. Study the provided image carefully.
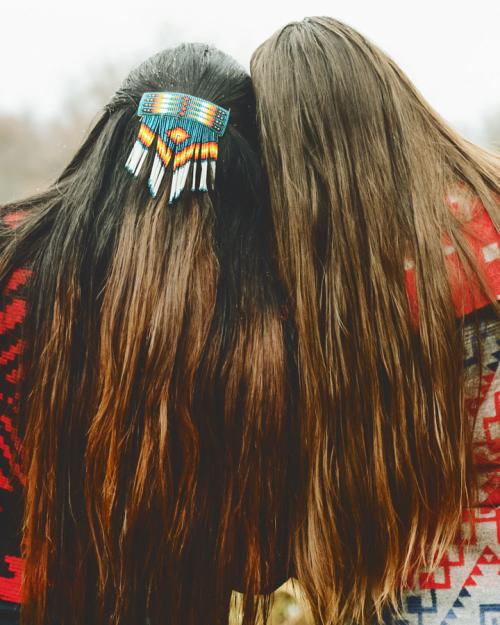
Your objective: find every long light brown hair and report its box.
[251,16,500,625]
[0,44,298,625]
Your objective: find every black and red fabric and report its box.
[0,265,31,606]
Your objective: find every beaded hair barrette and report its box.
[125,92,230,203]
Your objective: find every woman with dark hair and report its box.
[251,16,500,625]
[0,43,298,625]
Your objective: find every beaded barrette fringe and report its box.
[125,92,230,203]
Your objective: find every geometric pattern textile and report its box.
[386,309,500,624]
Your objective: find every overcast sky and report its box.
[1,0,499,140]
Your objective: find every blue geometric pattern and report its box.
[392,308,500,624]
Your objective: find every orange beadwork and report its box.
[126,91,230,201]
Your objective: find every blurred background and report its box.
[1,0,498,621]
[1,0,500,206]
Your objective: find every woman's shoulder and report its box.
[405,192,500,318]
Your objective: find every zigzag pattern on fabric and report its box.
[0,264,31,605]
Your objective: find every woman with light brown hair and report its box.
[251,16,500,625]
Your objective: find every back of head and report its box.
[251,16,500,625]
[1,43,297,625]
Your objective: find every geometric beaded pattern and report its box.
[138,92,229,136]
[125,91,230,203]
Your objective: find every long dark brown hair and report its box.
[251,16,500,625]
[1,43,298,625]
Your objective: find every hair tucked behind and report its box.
[0,43,298,625]
[251,16,500,625]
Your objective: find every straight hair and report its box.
[251,16,500,625]
[1,43,298,625]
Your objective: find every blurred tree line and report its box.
[0,64,123,205]
[1,64,499,206]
